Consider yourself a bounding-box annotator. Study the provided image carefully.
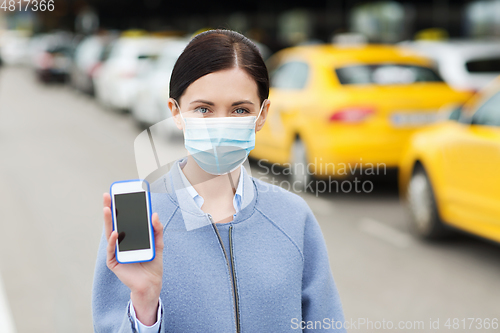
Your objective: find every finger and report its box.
[103,193,111,208]
[152,213,164,251]
[106,231,118,269]
[152,213,163,243]
[104,206,113,241]
[103,193,113,240]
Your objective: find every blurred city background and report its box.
[0,0,500,332]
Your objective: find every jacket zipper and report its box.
[228,225,240,333]
[208,214,240,333]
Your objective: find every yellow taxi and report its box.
[250,44,472,187]
[399,77,500,242]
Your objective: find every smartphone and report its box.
[110,179,155,264]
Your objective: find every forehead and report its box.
[180,68,259,105]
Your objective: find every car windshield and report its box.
[465,58,500,73]
[335,64,443,85]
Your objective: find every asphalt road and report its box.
[0,67,499,333]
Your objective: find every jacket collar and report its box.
[165,159,257,231]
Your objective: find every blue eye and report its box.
[195,107,210,114]
[234,108,249,114]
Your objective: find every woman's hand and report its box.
[103,193,164,326]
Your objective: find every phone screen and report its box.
[114,191,151,251]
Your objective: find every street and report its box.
[0,67,499,332]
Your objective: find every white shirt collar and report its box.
[177,158,244,213]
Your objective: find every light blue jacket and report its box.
[92,161,346,332]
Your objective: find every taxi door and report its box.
[441,92,500,239]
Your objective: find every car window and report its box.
[466,58,500,73]
[448,105,463,121]
[100,43,113,62]
[270,61,309,90]
[335,64,443,85]
[471,91,500,127]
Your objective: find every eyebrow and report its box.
[189,99,254,106]
[231,100,254,106]
[190,99,214,106]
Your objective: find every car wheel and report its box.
[290,138,313,192]
[407,166,451,240]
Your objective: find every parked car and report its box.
[28,31,73,69]
[131,38,188,131]
[35,44,74,83]
[29,31,78,83]
[93,35,168,111]
[70,32,117,94]
[400,40,500,92]
[250,44,472,188]
[0,30,30,65]
[399,77,500,243]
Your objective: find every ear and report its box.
[255,99,271,132]
[168,98,184,131]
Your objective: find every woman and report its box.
[92,29,346,333]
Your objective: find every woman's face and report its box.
[169,67,270,131]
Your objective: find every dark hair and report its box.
[169,29,269,104]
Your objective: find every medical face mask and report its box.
[176,100,265,175]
